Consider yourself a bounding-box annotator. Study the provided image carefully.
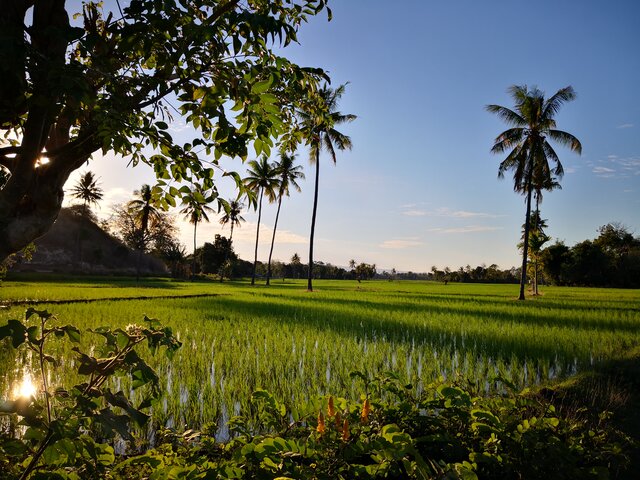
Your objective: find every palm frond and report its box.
[486,104,527,127]
[548,129,582,154]
[543,86,577,118]
[491,128,525,154]
[542,141,564,178]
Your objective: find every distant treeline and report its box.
[190,223,640,289]
[540,223,640,288]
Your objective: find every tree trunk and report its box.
[251,189,263,286]
[191,220,198,281]
[308,150,320,292]
[266,193,283,286]
[518,181,533,301]
[221,223,234,283]
[0,160,78,263]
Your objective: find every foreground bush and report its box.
[0,311,632,479]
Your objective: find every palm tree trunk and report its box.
[308,150,320,292]
[221,223,235,283]
[519,181,533,300]
[251,189,263,286]
[192,220,198,281]
[266,193,283,286]
[135,248,142,283]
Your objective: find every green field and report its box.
[2,277,639,437]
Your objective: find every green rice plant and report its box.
[1,278,639,437]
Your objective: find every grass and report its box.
[1,276,639,436]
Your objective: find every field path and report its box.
[1,293,223,307]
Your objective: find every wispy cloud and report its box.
[617,123,634,129]
[403,209,428,217]
[379,238,424,249]
[401,207,501,218]
[593,156,640,178]
[428,226,502,234]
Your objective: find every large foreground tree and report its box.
[487,85,581,300]
[297,84,355,291]
[0,0,330,263]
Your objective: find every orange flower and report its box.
[335,411,342,429]
[341,418,350,441]
[327,396,336,417]
[316,411,325,435]
[361,398,371,422]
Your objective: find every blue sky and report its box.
[69,0,640,272]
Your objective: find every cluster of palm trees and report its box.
[243,83,355,290]
[244,153,304,286]
[488,85,581,300]
[65,84,356,288]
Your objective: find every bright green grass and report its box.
[2,277,639,434]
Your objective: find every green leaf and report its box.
[0,319,27,348]
[251,75,273,94]
[62,325,81,343]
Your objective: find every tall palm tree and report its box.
[127,184,162,280]
[298,83,356,291]
[244,156,279,285]
[219,199,246,244]
[266,152,305,286]
[70,171,104,216]
[487,85,581,300]
[180,184,215,279]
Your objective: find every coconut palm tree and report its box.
[298,83,356,291]
[487,85,581,300]
[266,152,305,286]
[127,184,162,280]
[244,156,279,285]
[70,171,104,216]
[180,184,215,278]
[219,199,246,244]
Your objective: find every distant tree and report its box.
[196,235,236,277]
[244,156,279,285]
[290,253,303,279]
[110,202,177,278]
[124,185,163,280]
[297,84,356,291]
[487,85,581,300]
[540,241,572,285]
[154,238,189,279]
[180,184,216,278]
[70,171,104,217]
[266,152,304,286]
[355,262,376,282]
[519,210,550,295]
[219,199,246,245]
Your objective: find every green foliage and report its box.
[0,304,635,478]
[0,0,332,260]
[196,234,237,276]
[0,309,181,478]
[541,224,640,287]
[109,372,629,479]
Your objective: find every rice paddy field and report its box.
[1,276,639,438]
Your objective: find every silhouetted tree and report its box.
[297,84,356,291]
[266,152,304,285]
[487,85,581,299]
[244,156,279,285]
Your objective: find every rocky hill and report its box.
[11,208,168,275]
